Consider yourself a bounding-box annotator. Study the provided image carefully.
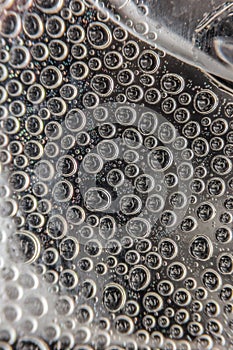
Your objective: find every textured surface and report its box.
[0,1,233,349]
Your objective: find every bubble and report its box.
[34,161,54,183]
[219,284,233,302]
[6,79,23,97]
[31,43,49,61]
[145,252,162,270]
[194,169,206,182]
[217,253,233,274]
[126,85,144,102]
[104,51,123,70]
[19,318,38,336]
[182,121,200,139]
[138,111,158,135]
[192,137,209,157]
[59,269,78,290]
[42,248,58,266]
[0,87,7,105]
[69,0,85,15]
[24,295,48,317]
[49,39,68,60]
[28,211,46,228]
[27,84,46,104]
[126,218,151,238]
[3,303,22,323]
[90,107,105,122]
[158,122,176,143]
[47,214,67,239]
[177,162,193,181]
[167,262,187,281]
[160,210,177,227]
[40,66,63,89]
[54,296,74,317]
[175,309,190,325]
[173,288,191,306]
[125,250,140,265]
[103,283,126,312]
[75,131,89,146]
[201,269,222,291]
[158,238,178,259]
[115,106,137,126]
[45,15,65,38]
[99,123,116,139]
[148,147,173,172]
[113,26,128,41]
[189,235,213,261]
[207,177,225,197]
[88,57,102,71]
[169,192,187,209]
[35,0,64,14]
[49,99,67,118]
[65,108,86,132]
[25,116,43,136]
[56,155,77,177]
[106,239,121,255]
[138,50,160,74]
[43,323,61,343]
[66,205,85,225]
[70,44,86,61]
[215,226,232,243]
[23,12,44,39]
[9,171,30,192]
[95,262,107,274]
[9,100,25,118]
[0,64,8,83]
[196,335,213,350]
[161,97,177,114]
[134,174,154,193]
[194,90,218,114]
[44,270,60,285]
[211,118,228,135]
[142,315,156,330]
[114,316,134,335]
[117,69,134,86]
[196,202,216,222]
[123,40,139,60]
[82,153,103,174]
[163,173,177,188]
[120,194,142,215]
[59,237,79,260]
[87,22,112,49]
[1,11,21,38]
[128,265,151,291]
[140,74,155,86]
[107,169,124,187]
[161,73,184,94]
[97,140,118,159]
[42,144,57,161]
[82,91,99,109]
[157,280,174,296]
[224,143,233,158]
[77,256,93,272]
[71,62,89,84]
[219,211,232,224]
[211,155,232,175]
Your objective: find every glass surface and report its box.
[0,1,232,349]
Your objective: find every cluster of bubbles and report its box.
[0,0,233,349]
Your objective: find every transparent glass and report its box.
[0,1,232,350]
